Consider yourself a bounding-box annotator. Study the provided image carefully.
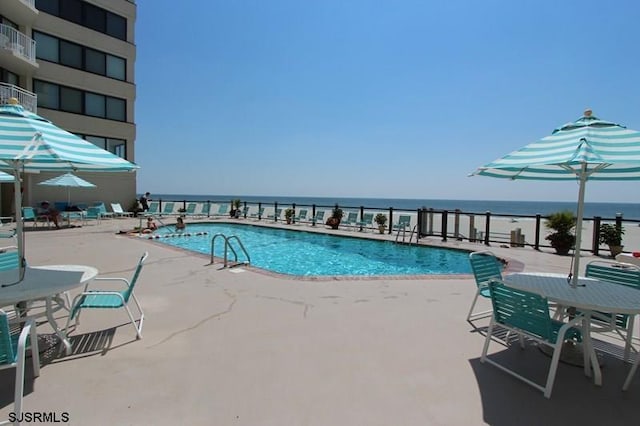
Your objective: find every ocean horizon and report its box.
[149,194,640,221]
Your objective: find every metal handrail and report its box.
[225,235,250,267]
[209,233,250,267]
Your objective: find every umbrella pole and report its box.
[571,163,588,287]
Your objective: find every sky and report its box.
[134,0,640,203]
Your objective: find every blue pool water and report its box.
[151,223,472,277]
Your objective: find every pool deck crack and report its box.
[256,295,313,319]
[147,290,236,348]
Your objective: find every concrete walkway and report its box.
[0,217,638,425]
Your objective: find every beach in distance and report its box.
[152,194,640,221]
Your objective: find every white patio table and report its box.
[504,272,640,386]
[0,264,98,355]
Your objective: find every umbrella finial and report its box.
[584,108,593,117]
[7,98,19,105]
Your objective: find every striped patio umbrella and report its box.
[472,109,640,287]
[37,172,96,205]
[0,99,138,275]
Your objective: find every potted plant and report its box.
[545,210,576,255]
[230,199,242,218]
[325,205,343,229]
[599,223,625,258]
[284,208,295,224]
[374,213,387,234]
[177,207,187,217]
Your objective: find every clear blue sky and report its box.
[134,0,640,203]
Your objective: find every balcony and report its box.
[0,83,37,113]
[0,0,38,24]
[0,24,38,74]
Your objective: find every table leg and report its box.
[45,296,72,355]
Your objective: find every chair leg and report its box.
[543,341,563,398]
[466,290,480,322]
[29,323,40,378]
[481,319,496,362]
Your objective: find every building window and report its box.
[84,135,127,159]
[33,80,59,109]
[33,31,126,81]
[0,68,19,85]
[34,79,127,122]
[33,32,59,62]
[35,0,127,41]
[59,40,82,69]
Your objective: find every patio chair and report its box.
[481,279,583,398]
[340,211,358,229]
[294,209,308,224]
[0,309,40,425]
[267,208,282,221]
[92,202,114,219]
[21,207,50,228]
[310,210,325,226]
[467,251,502,322]
[249,207,264,220]
[200,202,211,217]
[160,202,176,217]
[356,212,374,231]
[213,204,229,218]
[84,207,102,224]
[67,252,148,340]
[583,260,640,363]
[110,203,134,218]
[392,215,412,231]
[146,201,159,215]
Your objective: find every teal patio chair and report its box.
[21,207,49,228]
[583,260,640,363]
[84,206,102,224]
[294,209,308,224]
[160,202,176,217]
[481,279,583,398]
[467,251,502,322]
[356,212,374,231]
[67,252,148,340]
[92,202,114,219]
[214,204,229,218]
[146,201,160,216]
[0,309,40,424]
[267,208,282,221]
[310,210,325,226]
[392,215,412,231]
[341,212,358,229]
[200,202,211,217]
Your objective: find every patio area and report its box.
[0,217,638,425]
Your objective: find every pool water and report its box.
[151,223,472,277]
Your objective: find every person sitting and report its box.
[38,201,61,229]
[142,217,158,234]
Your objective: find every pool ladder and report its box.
[209,233,251,268]
[395,225,418,245]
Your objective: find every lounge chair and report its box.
[294,209,308,224]
[392,215,412,231]
[213,204,229,218]
[67,252,148,339]
[146,201,159,216]
[250,207,264,220]
[84,206,102,224]
[92,202,114,219]
[341,212,358,229]
[481,279,583,398]
[467,251,502,323]
[356,212,374,231]
[22,207,50,228]
[160,202,176,217]
[0,310,40,424]
[111,203,134,218]
[200,202,211,217]
[310,210,325,226]
[267,208,282,221]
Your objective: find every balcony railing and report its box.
[21,0,36,7]
[0,83,37,113]
[0,24,36,64]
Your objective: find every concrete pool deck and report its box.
[0,216,639,425]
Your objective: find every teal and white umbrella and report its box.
[0,100,138,278]
[472,109,640,287]
[37,172,96,205]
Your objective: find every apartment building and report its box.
[0,0,137,216]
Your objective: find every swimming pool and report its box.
[150,223,472,277]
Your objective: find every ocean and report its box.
[150,194,640,221]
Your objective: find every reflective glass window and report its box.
[60,86,82,113]
[34,80,59,109]
[60,40,82,69]
[85,93,105,117]
[85,48,106,75]
[33,32,59,62]
[106,55,126,80]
